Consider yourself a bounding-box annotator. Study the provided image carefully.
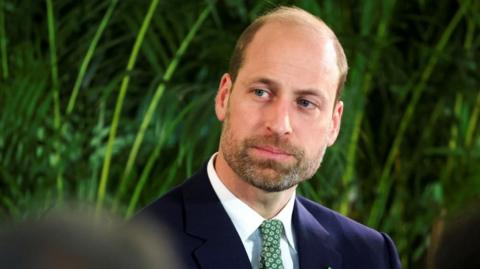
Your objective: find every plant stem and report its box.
[0,0,8,79]
[340,0,396,215]
[125,139,161,219]
[114,2,214,210]
[124,97,197,218]
[367,1,470,228]
[46,0,63,201]
[96,0,160,213]
[439,93,462,186]
[46,0,61,129]
[465,92,480,147]
[66,0,119,115]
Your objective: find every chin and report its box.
[243,171,300,193]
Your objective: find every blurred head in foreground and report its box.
[431,206,480,269]
[0,210,179,269]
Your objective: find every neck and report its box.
[214,153,296,219]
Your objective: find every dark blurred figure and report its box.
[430,206,480,269]
[0,210,180,269]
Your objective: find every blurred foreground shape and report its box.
[0,209,180,269]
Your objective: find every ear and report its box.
[215,73,233,122]
[327,101,343,146]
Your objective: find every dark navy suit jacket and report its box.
[139,165,401,269]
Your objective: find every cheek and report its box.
[294,120,330,147]
[230,102,262,128]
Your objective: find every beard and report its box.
[219,117,327,192]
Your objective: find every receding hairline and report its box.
[228,6,348,101]
[256,7,337,38]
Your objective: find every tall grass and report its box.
[0,0,479,268]
[0,0,8,79]
[45,0,64,203]
[113,2,215,214]
[96,0,160,213]
[66,0,119,116]
[367,0,472,228]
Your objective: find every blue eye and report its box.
[297,99,313,108]
[254,89,268,97]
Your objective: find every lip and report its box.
[253,146,292,155]
[250,146,294,161]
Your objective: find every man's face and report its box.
[215,22,343,192]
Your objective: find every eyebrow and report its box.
[248,77,280,88]
[247,76,328,103]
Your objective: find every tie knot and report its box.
[260,219,283,246]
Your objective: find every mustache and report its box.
[243,135,304,158]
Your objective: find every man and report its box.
[139,6,401,269]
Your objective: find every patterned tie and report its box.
[259,219,284,269]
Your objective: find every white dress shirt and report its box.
[207,153,299,269]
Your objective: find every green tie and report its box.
[259,219,284,269]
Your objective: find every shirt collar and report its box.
[207,153,297,250]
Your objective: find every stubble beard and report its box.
[220,117,327,193]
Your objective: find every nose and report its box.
[265,100,293,136]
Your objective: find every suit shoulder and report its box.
[133,167,208,227]
[135,184,185,226]
[297,196,387,245]
[297,196,401,267]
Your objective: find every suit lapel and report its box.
[181,168,252,269]
[293,198,342,269]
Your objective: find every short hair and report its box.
[228,6,348,101]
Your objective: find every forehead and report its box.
[239,22,339,93]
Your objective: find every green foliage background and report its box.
[0,0,479,268]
